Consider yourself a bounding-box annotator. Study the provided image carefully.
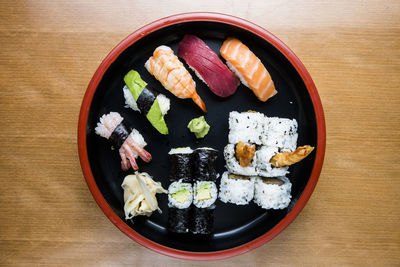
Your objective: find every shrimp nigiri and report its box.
[145,45,207,112]
[95,112,152,171]
[220,38,277,102]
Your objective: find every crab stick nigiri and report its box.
[178,35,239,97]
[220,38,277,102]
[145,45,207,112]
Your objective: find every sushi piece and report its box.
[168,207,192,234]
[228,111,266,145]
[192,148,218,181]
[255,146,289,177]
[178,35,239,97]
[168,181,193,233]
[123,70,170,135]
[168,181,193,209]
[264,116,298,151]
[168,147,193,183]
[191,207,214,235]
[145,45,207,112]
[253,176,292,210]
[220,38,277,102]
[219,172,255,205]
[192,181,218,208]
[224,143,258,176]
[95,112,152,171]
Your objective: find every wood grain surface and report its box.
[1,0,399,266]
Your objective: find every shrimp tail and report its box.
[192,93,207,112]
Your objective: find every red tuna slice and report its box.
[178,35,240,97]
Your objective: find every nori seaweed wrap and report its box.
[123,70,170,135]
[169,147,193,182]
[109,121,130,148]
[168,207,191,234]
[190,206,214,235]
[193,148,218,181]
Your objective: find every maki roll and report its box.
[263,116,298,151]
[123,70,170,135]
[168,207,191,234]
[253,176,292,210]
[255,146,289,177]
[168,181,193,209]
[191,181,217,235]
[228,111,266,145]
[95,112,151,170]
[168,147,193,183]
[192,181,218,208]
[191,207,214,235]
[224,143,258,176]
[193,147,218,181]
[219,172,255,205]
[168,181,193,233]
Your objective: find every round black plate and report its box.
[80,14,324,259]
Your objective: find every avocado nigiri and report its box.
[123,70,170,135]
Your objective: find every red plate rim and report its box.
[77,12,326,260]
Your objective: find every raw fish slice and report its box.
[178,35,239,97]
[220,38,277,102]
[145,45,206,112]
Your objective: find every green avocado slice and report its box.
[146,99,168,135]
[124,70,169,135]
[124,70,147,100]
[171,189,190,203]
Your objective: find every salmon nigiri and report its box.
[220,38,277,102]
[145,45,206,112]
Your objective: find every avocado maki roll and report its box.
[191,207,214,235]
[123,70,170,135]
[193,147,218,181]
[168,147,193,182]
[168,207,192,234]
[192,181,217,208]
[168,180,193,209]
[168,180,193,233]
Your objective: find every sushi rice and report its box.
[168,180,192,209]
[168,147,193,155]
[219,172,255,205]
[253,176,292,210]
[228,111,266,145]
[192,181,218,208]
[224,144,258,176]
[95,112,124,139]
[123,85,170,116]
[264,117,298,151]
[255,146,289,177]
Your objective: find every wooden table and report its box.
[1,1,399,266]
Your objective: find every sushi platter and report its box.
[78,13,325,260]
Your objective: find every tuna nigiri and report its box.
[178,35,239,97]
[145,45,207,112]
[220,38,277,102]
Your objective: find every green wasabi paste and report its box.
[187,116,210,138]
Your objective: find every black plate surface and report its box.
[86,21,317,252]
